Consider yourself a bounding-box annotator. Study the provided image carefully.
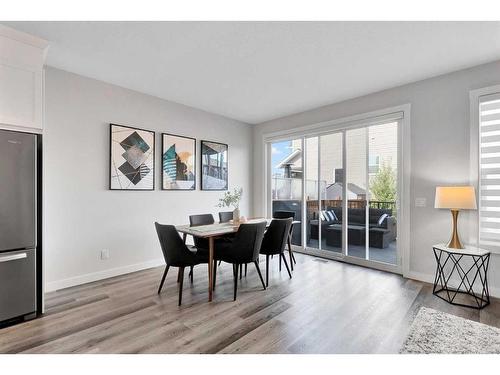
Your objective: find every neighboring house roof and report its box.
[276,149,301,169]
[347,183,366,196]
[325,182,366,200]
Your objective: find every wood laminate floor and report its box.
[1,253,499,354]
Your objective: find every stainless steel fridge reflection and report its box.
[0,129,37,323]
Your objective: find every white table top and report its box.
[433,243,490,256]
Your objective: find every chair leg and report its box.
[239,264,243,280]
[266,255,270,287]
[245,263,247,276]
[178,267,185,306]
[254,261,266,290]
[213,259,217,291]
[177,268,181,283]
[288,237,296,268]
[279,253,282,271]
[218,260,222,266]
[280,253,292,279]
[157,265,169,294]
[233,264,239,301]
[189,266,194,283]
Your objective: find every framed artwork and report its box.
[201,140,228,190]
[162,133,196,190]
[109,123,155,190]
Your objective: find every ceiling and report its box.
[4,21,500,124]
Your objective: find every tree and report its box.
[370,163,396,202]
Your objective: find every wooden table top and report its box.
[176,218,300,238]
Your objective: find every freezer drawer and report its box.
[0,249,36,322]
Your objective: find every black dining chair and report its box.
[155,222,208,306]
[213,221,267,300]
[260,218,293,287]
[219,211,234,223]
[188,214,215,252]
[273,210,297,270]
[218,211,237,267]
[189,213,232,268]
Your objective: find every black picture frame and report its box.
[161,133,196,190]
[200,140,228,191]
[109,123,155,191]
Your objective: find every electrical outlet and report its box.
[415,197,427,207]
[100,249,110,260]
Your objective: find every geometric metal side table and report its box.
[432,244,490,309]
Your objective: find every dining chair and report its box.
[213,221,267,301]
[259,218,293,286]
[273,210,297,270]
[188,213,215,251]
[219,211,234,223]
[155,222,208,306]
[189,213,232,268]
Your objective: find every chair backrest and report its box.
[231,221,267,263]
[189,213,215,226]
[219,211,233,223]
[155,222,195,267]
[260,218,293,255]
[273,210,295,219]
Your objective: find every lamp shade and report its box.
[434,186,477,210]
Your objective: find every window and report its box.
[479,93,500,251]
[368,155,380,174]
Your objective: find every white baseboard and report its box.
[406,270,499,299]
[406,271,434,284]
[45,258,165,292]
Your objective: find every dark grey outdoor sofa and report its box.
[309,207,396,248]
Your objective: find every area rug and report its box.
[400,307,500,354]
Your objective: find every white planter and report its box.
[233,208,240,223]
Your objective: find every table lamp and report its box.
[434,186,477,249]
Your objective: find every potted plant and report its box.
[217,188,243,223]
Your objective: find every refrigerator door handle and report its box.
[0,253,28,263]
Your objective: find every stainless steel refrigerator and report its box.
[0,129,38,324]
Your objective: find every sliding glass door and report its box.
[346,127,368,260]
[367,122,398,264]
[268,119,400,271]
[270,138,303,246]
[317,133,344,254]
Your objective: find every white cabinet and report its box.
[0,25,48,132]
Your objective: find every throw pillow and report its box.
[377,213,389,226]
[327,210,338,221]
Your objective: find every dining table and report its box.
[176,218,300,302]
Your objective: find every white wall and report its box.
[44,67,252,291]
[253,60,500,296]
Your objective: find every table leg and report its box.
[208,236,214,302]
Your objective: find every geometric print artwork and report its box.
[110,124,155,190]
[162,133,196,190]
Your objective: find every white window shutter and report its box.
[479,93,500,250]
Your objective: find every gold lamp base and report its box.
[447,209,463,249]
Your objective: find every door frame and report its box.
[263,104,411,276]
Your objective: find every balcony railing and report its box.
[306,200,396,218]
[271,176,325,200]
[272,177,396,212]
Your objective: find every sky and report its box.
[271,140,293,176]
